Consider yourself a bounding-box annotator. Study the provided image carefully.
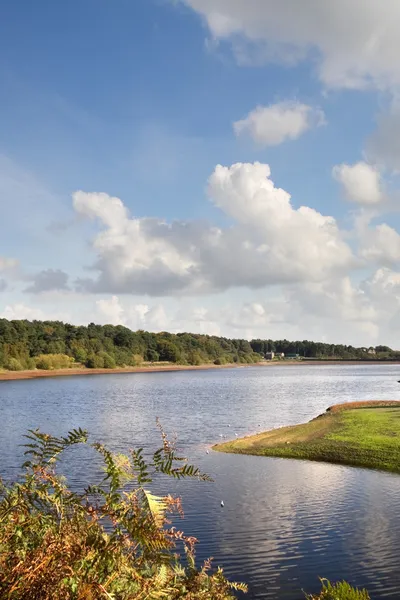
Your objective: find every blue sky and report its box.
[1,0,400,345]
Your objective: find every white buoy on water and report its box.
[220,500,224,507]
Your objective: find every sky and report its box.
[2,0,400,346]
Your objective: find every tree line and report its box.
[250,339,397,360]
[0,318,397,371]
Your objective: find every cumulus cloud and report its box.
[24,269,70,294]
[0,303,69,322]
[361,268,400,337]
[234,102,325,146]
[72,162,354,295]
[289,277,377,330]
[332,161,383,205]
[95,295,168,331]
[91,278,398,345]
[96,296,125,326]
[2,279,400,345]
[359,223,400,265]
[181,0,400,90]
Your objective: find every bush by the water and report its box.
[4,357,24,371]
[306,579,370,599]
[35,353,75,370]
[0,427,371,600]
[0,425,247,599]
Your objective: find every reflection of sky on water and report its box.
[1,364,400,598]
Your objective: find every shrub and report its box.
[85,353,104,369]
[306,579,370,600]
[214,357,226,365]
[113,348,132,367]
[188,352,206,366]
[146,348,160,362]
[132,353,143,366]
[98,351,116,369]
[73,347,87,364]
[35,354,74,370]
[0,426,247,599]
[24,357,36,370]
[5,357,24,371]
[0,429,370,600]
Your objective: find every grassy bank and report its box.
[214,401,400,473]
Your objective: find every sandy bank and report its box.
[1,360,399,382]
[0,362,261,382]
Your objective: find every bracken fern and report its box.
[0,424,245,599]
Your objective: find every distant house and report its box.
[368,348,376,355]
[285,353,300,360]
[265,351,275,360]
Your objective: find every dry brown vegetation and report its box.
[327,400,400,412]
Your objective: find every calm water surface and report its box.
[1,364,400,599]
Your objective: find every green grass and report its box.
[214,402,400,473]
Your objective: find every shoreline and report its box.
[0,362,248,382]
[0,359,399,382]
[213,401,400,473]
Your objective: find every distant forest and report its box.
[0,318,397,371]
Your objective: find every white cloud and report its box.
[182,0,400,90]
[96,296,125,326]
[332,162,383,205]
[3,277,400,346]
[95,295,169,331]
[289,277,377,329]
[364,267,400,308]
[234,102,325,146]
[0,303,69,322]
[72,162,354,295]
[359,223,400,265]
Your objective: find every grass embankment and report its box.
[214,401,400,473]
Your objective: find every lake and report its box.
[1,364,400,599]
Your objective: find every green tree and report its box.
[85,354,104,368]
[98,351,116,369]
[157,339,182,363]
[146,348,160,362]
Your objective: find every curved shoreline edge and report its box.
[213,401,400,474]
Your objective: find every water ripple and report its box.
[1,364,400,598]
